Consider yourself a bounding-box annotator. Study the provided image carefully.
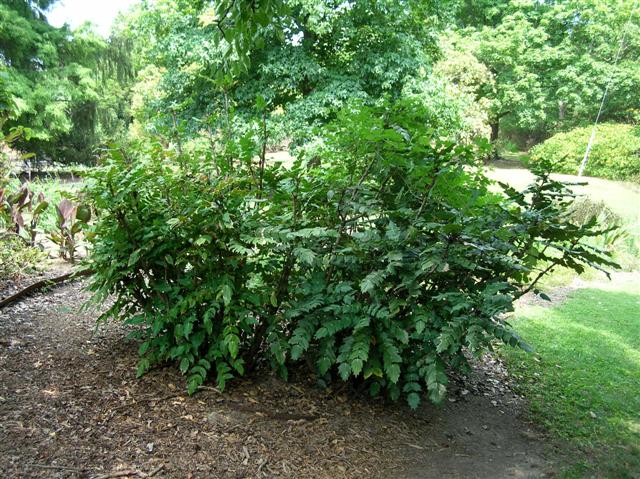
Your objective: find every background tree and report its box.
[445,0,640,149]
[0,0,133,164]
[122,0,463,144]
[545,0,640,129]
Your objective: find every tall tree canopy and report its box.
[2,0,639,161]
[122,0,460,143]
[0,0,133,163]
[441,0,640,146]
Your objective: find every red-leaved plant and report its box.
[49,198,91,262]
[0,184,49,246]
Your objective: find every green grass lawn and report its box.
[503,279,640,478]
[486,166,640,239]
[498,149,531,166]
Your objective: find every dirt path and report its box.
[485,166,640,229]
[0,283,556,478]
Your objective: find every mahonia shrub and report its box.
[87,101,617,408]
[530,123,640,182]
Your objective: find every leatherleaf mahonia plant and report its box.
[87,100,617,408]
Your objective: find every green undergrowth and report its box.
[502,283,640,478]
[0,235,46,279]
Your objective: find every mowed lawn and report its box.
[486,166,640,242]
[503,277,640,478]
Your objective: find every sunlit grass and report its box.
[487,166,640,273]
[486,167,640,236]
[503,282,640,478]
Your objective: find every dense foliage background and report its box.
[0,0,636,405]
[2,0,639,174]
[0,0,133,164]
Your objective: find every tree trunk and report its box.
[488,111,511,162]
[490,120,500,143]
[489,111,510,144]
[558,100,566,121]
[486,120,500,163]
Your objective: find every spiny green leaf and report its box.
[338,362,351,381]
[407,392,421,410]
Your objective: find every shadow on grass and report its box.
[505,287,640,478]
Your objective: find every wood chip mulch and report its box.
[0,282,555,479]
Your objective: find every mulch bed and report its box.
[0,282,556,479]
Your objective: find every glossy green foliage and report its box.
[87,100,616,407]
[530,123,640,181]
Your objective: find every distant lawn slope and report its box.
[263,153,640,238]
[486,167,640,230]
[487,166,640,271]
[503,276,640,478]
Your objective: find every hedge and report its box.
[530,123,640,182]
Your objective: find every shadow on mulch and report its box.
[0,283,556,479]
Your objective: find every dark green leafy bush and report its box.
[87,102,616,408]
[530,124,640,182]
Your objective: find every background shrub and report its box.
[568,197,639,271]
[87,101,616,408]
[0,235,45,279]
[530,123,640,182]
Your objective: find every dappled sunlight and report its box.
[516,289,640,381]
[566,322,640,367]
[624,419,640,436]
[506,283,640,475]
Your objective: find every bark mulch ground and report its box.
[0,281,557,478]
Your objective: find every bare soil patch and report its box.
[516,271,640,309]
[0,282,556,478]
